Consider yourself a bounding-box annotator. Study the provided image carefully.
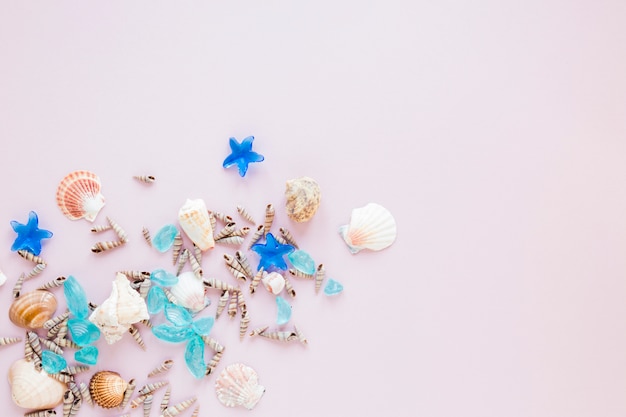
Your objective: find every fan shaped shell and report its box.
[56,170,105,222]
[215,363,265,410]
[89,370,128,408]
[339,203,396,253]
[169,271,207,313]
[9,290,57,330]
[8,358,67,409]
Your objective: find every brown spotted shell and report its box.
[89,370,128,408]
[9,290,57,330]
[285,176,321,223]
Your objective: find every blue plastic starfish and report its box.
[251,232,295,271]
[10,211,53,256]
[222,136,264,177]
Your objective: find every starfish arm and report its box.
[236,160,249,177]
[241,136,255,151]
[246,151,264,163]
[229,137,241,152]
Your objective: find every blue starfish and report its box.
[251,233,295,271]
[222,136,264,177]
[10,211,53,256]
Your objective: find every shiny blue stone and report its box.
[276,296,292,325]
[164,303,193,327]
[152,225,179,252]
[67,318,101,347]
[75,346,98,365]
[191,316,214,336]
[150,269,178,286]
[251,233,294,271]
[147,286,167,314]
[184,335,206,379]
[42,350,67,374]
[152,323,194,343]
[324,278,344,296]
[10,211,53,256]
[63,275,89,320]
[287,250,316,275]
[222,136,265,177]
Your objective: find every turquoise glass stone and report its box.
[147,286,167,314]
[164,303,193,327]
[276,296,292,325]
[287,250,316,275]
[251,233,294,271]
[150,269,178,286]
[75,346,98,365]
[324,278,344,296]
[184,335,206,379]
[68,318,101,346]
[10,211,53,256]
[63,276,89,320]
[152,323,194,343]
[42,350,67,374]
[152,225,179,252]
[191,316,214,336]
[222,136,264,177]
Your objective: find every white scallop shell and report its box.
[169,271,207,313]
[262,271,285,295]
[89,273,150,344]
[339,203,397,253]
[215,363,265,410]
[8,358,67,409]
[56,170,105,222]
[178,199,215,251]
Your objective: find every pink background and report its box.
[1,1,626,416]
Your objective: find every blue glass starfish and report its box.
[222,136,264,177]
[251,233,294,271]
[10,211,53,256]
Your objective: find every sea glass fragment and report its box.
[164,302,193,327]
[287,250,316,275]
[68,318,101,346]
[147,286,167,314]
[152,224,179,252]
[324,278,344,296]
[222,136,265,177]
[63,275,89,320]
[191,316,214,336]
[276,296,292,325]
[184,335,206,379]
[10,211,53,256]
[42,350,67,374]
[150,269,178,286]
[75,346,98,365]
[251,233,294,271]
[152,323,194,343]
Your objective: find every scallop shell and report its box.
[261,271,285,295]
[178,199,215,251]
[89,273,150,344]
[285,176,321,223]
[89,370,128,408]
[8,358,67,409]
[215,363,265,410]
[169,271,207,313]
[9,290,57,330]
[56,170,105,222]
[338,203,397,253]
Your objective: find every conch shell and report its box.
[89,273,150,344]
[8,358,66,409]
[9,290,57,330]
[178,199,215,251]
[284,176,321,222]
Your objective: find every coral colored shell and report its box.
[56,170,105,222]
[8,358,67,409]
[9,290,57,330]
[178,199,215,251]
[89,370,128,409]
[215,363,265,410]
[339,203,397,254]
[262,271,285,295]
[169,271,207,313]
[285,176,321,223]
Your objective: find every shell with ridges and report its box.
[285,176,321,223]
[178,198,215,251]
[338,203,396,253]
[56,170,105,222]
[169,271,207,313]
[9,290,57,330]
[215,363,265,410]
[88,370,128,409]
[8,358,67,409]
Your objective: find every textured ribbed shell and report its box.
[215,363,265,410]
[56,170,105,222]
[284,176,321,223]
[178,199,215,251]
[8,358,67,409]
[261,272,285,295]
[339,203,397,253]
[9,290,57,329]
[169,271,206,313]
[89,370,128,408]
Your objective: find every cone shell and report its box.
[89,371,128,408]
[56,170,105,222]
[339,203,397,253]
[169,271,207,313]
[178,199,215,251]
[215,363,265,410]
[284,176,321,223]
[8,358,67,409]
[9,290,57,330]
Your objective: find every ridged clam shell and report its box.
[8,358,66,409]
[169,271,207,313]
[215,363,265,410]
[285,176,321,223]
[339,203,397,253]
[89,370,128,408]
[9,290,57,330]
[178,199,215,251]
[56,170,105,222]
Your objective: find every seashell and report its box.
[162,396,197,417]
[283,274,296,298]
[339,203,397,253]
[143,393,153,417]
[88,370,128,409]
[249,267,264,294]
[215,363,265,410]
[0,268,6,286]
[205,351,223,375]
[130,394,149,409]
[133,175,155,183]
[203,277,238,292]
[38,276,68,290]
[120,378,136,409]
[236,205,256,224]
[79,382,92,405]
[172,233,183,265]
[169,271,207,313]
[91,240,125,253]
[160,385,171,411]
[0,336,22,346]
[192,243,202,266]
[38,337,63,355]
[214,223,236,240]
[189,252,203,279]
[56,170,105,222]
[191,406,200,417]
[147,359,173,377]
[215,235,245,246]
[90,224,111,233]
[263,204,275,235]
[89,273,150,344]
[24,409,56,417]
[8,358,67,409]
[106,216,128,242]
[138,380,168,396]
[9,290,58,329]
[279,227,299,249]
[285,176,321,223]
[13,273,26,298]
[227,290,238,318]
[128,325,146,350]
[178,199,215,251]
[262,271,285,295]
[25,263,47,280]
[239,309,250,341]
[247,224,265,249]
[17,249,47,265]
[314,263,325,294]
[213,211,233,224]
[142,227,152,246]
[201,335,225,353]
[216,290,229,319]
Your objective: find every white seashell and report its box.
[215,363,265,410]
[89,273,150,344]
[56,170,105,222]
[169,271,207,313]
[261,271,285,295]
[0,268,7,286]
[338,203,397,253]
[178,199,215,251]
[285,176,321,222]
[8,358,67,409]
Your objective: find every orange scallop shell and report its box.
[9,290,57,330]
[56,170,105,222]
[89,370,128,408]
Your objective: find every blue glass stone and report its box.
[287,250,316,275]
[222,136,264,177]
[150,269,178,286]
[152,225,179,252]
[191,316,214,336]
[152,323,194,343]
[324,278,344,296]
[67,318,101,347]
[184,335,206,379]
[251,233,295,271]
[10,211,53,256]
[42,350,67,374]
[75,346,98,365]
[164,303,193,327]
[147,286,167,314]
[63,275,89,320]
[276,296,292,325]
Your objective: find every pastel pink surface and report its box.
[0,2,625,417]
